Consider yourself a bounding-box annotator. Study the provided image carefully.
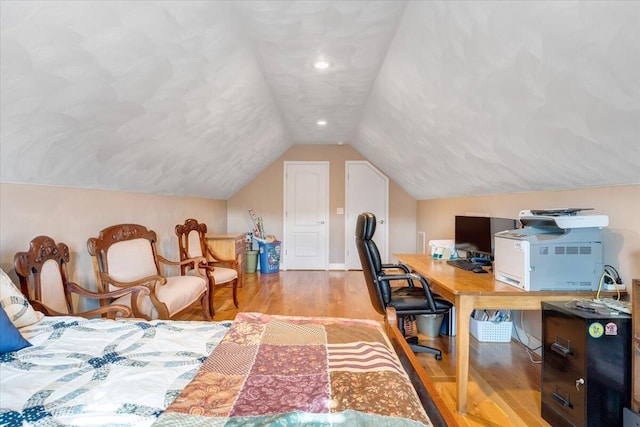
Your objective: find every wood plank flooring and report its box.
[179,270,550,427]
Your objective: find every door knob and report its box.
[378,219,385,224]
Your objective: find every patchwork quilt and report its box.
[0,316,231,426]
[154,312,432,426]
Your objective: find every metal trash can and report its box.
[416,314,444,337]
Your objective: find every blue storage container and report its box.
[258,241,281,273]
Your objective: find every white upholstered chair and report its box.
[87,224,210,320]
[175,219,239,316]
[14,235,143,319]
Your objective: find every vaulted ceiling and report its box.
[1,1,638,200]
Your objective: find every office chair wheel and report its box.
[406,336,419,344]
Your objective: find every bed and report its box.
[0,315,232,426]
[1,264,452,427]
[0,307,455,427]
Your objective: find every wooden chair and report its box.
[13,235,146,319]
[175,219,239,316]
[87,224,210,321]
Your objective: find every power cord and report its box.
[596,268,622,301]
[513,311,542,364]
[603,265,623,284]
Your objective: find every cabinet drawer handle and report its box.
[551,341,572,356]
[552,391,573,409]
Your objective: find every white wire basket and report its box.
[470,317,513,342]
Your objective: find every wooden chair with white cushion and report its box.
[175,219,239,316]
[13,236,143,319]
[87,224,210,321]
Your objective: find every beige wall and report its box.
[227,144,418,266]
[0,183,227,294]
[417,184,640,349]
[417,184,640,284]
[389,180,418,257]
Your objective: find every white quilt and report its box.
[0,316,231,426]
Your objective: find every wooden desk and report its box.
[206,233,245,285]
[395,254,623,415]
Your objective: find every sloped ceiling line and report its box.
[1,1,638,200]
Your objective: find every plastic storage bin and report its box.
[258,241,281,274]
[245,250,258,273]
[470,317,513,342]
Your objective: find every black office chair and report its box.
[355,212,452,360]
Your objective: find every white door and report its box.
[283,161,329,270]
[345,161,389,270]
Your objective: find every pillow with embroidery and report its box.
[0,306,31,354]
[0,268,43,328]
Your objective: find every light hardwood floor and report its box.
[180,270,551,427]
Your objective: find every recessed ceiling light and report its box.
[317,120,327,126]
[313,59,332,70]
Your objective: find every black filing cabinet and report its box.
[542,301,631,427]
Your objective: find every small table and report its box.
[394,254,624,414]
[205,233,245,285]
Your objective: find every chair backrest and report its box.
[355,212,389,316]
[175,218,208,261]
[13,236,73,314]
[87,224,160,292]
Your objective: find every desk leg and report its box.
[455,295,475,414]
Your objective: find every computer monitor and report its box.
[454,216,516,259]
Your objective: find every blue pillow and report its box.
[0,305,31,354]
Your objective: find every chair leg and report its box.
[400,315,442,360]
[409,342,442,360]
[209,286,215,318]
[232,279,239,308]
[201,293,212,321]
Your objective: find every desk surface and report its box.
[395,254,611,299]
[205,233,245,240]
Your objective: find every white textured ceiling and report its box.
[1,1,639,200]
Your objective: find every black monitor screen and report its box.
[454,216,516,258]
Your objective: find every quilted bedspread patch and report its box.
[153,312,431,426]
[0,316,232,427]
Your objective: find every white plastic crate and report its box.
[470,317,513,342]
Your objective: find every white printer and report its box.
[494,209,608,291]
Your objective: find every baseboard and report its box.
[277,263,347,271]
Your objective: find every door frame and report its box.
[344,160,389,269]
[282,161,330,270]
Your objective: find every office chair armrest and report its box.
[381,263,411,274]
[381,263,413,287]
[378,272,439,312]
